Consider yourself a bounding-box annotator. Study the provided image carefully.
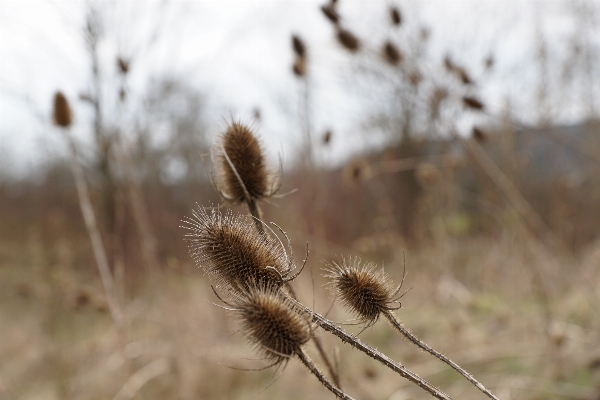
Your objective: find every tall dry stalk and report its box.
[53,92,122,325]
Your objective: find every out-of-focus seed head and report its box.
[390,6,402,26]
[232,284,311,363]
[324,258,400,324]
[322,130,332,145]
[183,208,291,290]
[472,126,487,142]
[291,35,306,58]
[53,92,72,128]
[117,57,129,74]
[320,4,339,24]
[212,121,281,204]
[336,28,360,52]
[293,57,307,77]
[343,158,372,186]
[383,41,402,65]
[462,96,485,111]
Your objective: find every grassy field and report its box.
[2,216,599,399]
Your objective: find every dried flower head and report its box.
[293,57,307,77]
[320,4,339,24]
[53,92,72,128]
[462,96,485,111]
[212,121,281,204]
[184,208,302,290]
[117,57,129,74]
[343,158,372,185]
[472,126,487,142]
[291,35,306,58]
[324,258,405,326]
[322,130,332,145]
[383,41,402,65]
[336,28,360,52]
[230,284,311,364]
[390,6,402,26]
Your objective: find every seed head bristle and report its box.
[53,92,72,128]
[462,96,485,111]
[183,208,291,290]
[336,28,360,52]
[383,41,402,65]
[324,258,399,324]
[213,121,280,204]
[232,284,311,363]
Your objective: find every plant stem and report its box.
[246,199,265,235]
[297,350,354,400]
[383,311,499,400]
[286,295,453,400]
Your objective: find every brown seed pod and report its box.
[291,35,306,58]
[53,92,72,128]
[455,66,473,85]
[390,6,402,26]
[462,96,485,111]
[293,56,307,77]
[383,41,402,65]
[336,28,360,52]
[472,126,487,142]
[117,57,129,74]
[212,121,281,204]
[183,208,299,290]
[324,258,404,326]
[320,4,339,24]
[342,158,372,185]
[322,130,332,145]
[231,284,311,363]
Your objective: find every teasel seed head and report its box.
[321,4,339,24]
[291,34,306,58]
[336,28,360,52]
[231,284,311,364]
[390,6,402,26]
[324,257,404,326]
[212,120,281,204]
[53,92,73,128]
[293,56,307,77]
[183,208,295,290]
[383,41,402,65]
[462,96,485,111]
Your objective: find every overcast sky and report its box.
[1,0,598,178]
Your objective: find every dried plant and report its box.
[220,284,355,400]
[324,258,499,400]
[462,96,485,111]
[212,120,281,233]
[336,28,360,52]
[184,207,453,399]
[53,92,73,127]
[183,207,301,291]
[383,41,403,65]
[390,6,402,26]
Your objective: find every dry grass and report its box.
[2,221,599,399]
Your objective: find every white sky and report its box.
[0,0,598,178]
